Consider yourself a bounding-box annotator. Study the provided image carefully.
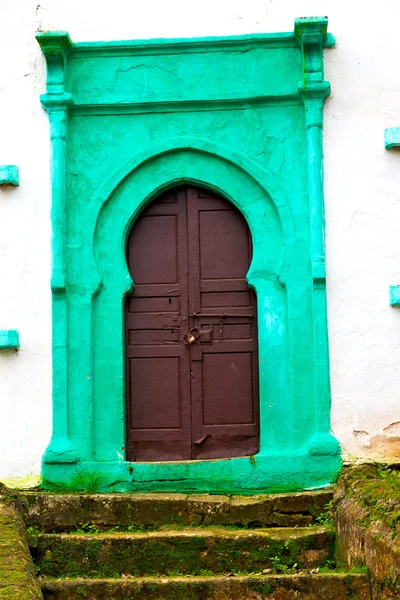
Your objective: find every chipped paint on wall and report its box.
[352,423,400,460]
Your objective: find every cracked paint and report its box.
[353,424,400,459]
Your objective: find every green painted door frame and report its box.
[37,18,340,493]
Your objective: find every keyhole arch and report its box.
[124,184,259,462]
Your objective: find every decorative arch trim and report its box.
[93,145,290,286]
[37,18,340,493]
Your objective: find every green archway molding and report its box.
[37,18,341,493]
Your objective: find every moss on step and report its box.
[40,573,371,600]
[21,489,334,533]
[0,485,43,599]
[333,463,400,599]
[36,526,334,578]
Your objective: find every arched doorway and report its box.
[125,185,259,462]
[39,23,342,492]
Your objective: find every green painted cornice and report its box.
[295,17,331,109]
[36,25,335,114]
[36,32,72,100]
[37,29,334,58]
[36,31,73,56]
[40,93,72,111]
[295,17,328,79]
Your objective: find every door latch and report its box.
[199,326,213,343]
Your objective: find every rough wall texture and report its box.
[1,0,400,484]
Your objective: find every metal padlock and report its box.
[183,328,199,345]
[184,333,196,345]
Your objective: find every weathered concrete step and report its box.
[40,573,371,600]
[36,526,334,578]
[22,489,333,532]
[0,497,43,600]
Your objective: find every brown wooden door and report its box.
[125,186,259,462]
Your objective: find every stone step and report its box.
[36,526,334,578]
[40,573,371,600]
[22,489,333,532]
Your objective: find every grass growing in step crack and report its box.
[73,524,102,534]
[314,501,333,527]
[249,582,273,595]
[270,555,297,573]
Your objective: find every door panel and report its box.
[129,214,178,284]
[125,186,259,462]
[187,186,259,460]
[127,357,182,429]
[199,208,251,279]
[200,291,252,308]
[125,189,191,461]
[202,352,254,425]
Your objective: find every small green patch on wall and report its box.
[0,329,19,350]
[37,17,340,493]
[0,165,19,186]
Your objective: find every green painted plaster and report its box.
[0,329,19,349]
[37,18,340,494]
[389,285,400,306]
[0,165,19,186]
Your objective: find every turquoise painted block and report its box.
[0,330,20,349]
[0,165,19,186]
[390,285,400,306]
[325,32,336,48]
[384,128,400,149]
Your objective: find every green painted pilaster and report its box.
[295,18,340,459]
[38,33,78,465]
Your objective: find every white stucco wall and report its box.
[1,0,400,485]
